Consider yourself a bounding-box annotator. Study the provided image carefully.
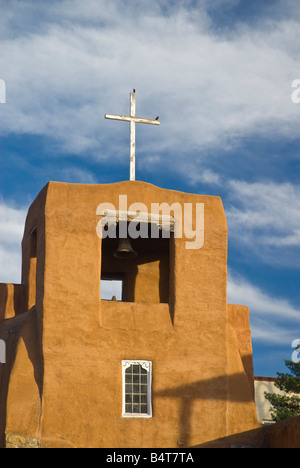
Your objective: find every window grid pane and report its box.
[124,364,148,415]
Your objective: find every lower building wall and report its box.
[254,378,278,424]
[1,306,261,448]
[263,415,300,448]
[2,303,298,448]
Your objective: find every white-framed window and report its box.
[122,360,152,418]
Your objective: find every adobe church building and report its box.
[0,180,262,448]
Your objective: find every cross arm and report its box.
[105,114,160,125]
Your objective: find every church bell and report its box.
[113,238,137,259]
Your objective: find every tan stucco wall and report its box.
[0,308,42,448]
[1,181,260,448]
[228,304,255,398]
[0,283,25,320]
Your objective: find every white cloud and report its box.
[225,181,300,266]
[59,167,98,184]
[0,1,299,350]
[227,270,300,344]
[185,168,221,186]
[1,0,300,171]
[228,270,300,321]
[250,318,297,346]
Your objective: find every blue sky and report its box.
[0,0,300,377]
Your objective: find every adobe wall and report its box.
[262,415,300,448]
[0,283,25,320]
[0,308,42,448]
[20,183,48,313]
[228,304,255,398]
[255,378,278,424]
[3,181,260,448]
[0,185,48,447]
[196,416,300,448]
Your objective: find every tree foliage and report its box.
[265,352,300,422]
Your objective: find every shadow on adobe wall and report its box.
[0,283,26,322]
[194,415,300,448]
[0,284,8,322]
[0,308,44,448]
[194,426,265,448]
[157,374,300,448]
[156,368,258,447]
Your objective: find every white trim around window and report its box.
[122,360,152,418]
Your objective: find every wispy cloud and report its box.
[227,270,300,344]
[1,0,300,170]
[225,180,300,267]
[59,167,98,184]
[228,270,300,322]
[250,318,297,346]
[1,0,299,377]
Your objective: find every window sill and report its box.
[122,413,152,418]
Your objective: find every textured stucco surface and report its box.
[0,181,261,448]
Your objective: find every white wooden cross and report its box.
[105,90,160,181]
